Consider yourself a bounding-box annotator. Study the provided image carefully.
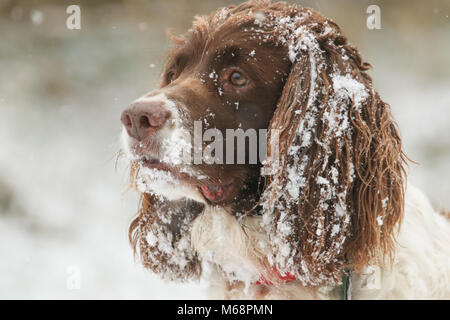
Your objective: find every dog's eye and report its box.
[229,72,248,87]
[166,71,176,84]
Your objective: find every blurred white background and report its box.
[0,0,449,299]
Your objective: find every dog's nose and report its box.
[121,99,171,140]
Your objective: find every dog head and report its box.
[122,0,407,285]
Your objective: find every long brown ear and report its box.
[128,165,203,281]
[261,9,407,286]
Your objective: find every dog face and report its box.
[121,16,291,206]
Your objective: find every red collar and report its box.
[255,267,297,286]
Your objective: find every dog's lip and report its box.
[134,151,237,202]
[200,179,237,203]
[138,154,194,183]
[141,157,171,172]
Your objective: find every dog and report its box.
[120,0,450,299]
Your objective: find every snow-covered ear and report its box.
[129,165,203,281]
[261,15,407,285]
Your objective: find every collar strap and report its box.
[255,267,297,286]
[255,268,352,301]
[342,270,352,300]
[233,267,351,299]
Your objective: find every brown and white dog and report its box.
[120,0,450,299]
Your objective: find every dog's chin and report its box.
[138,159,239,205]
[134,160,200,203]
[139,170,205,203]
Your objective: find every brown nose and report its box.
[121,99,171,140]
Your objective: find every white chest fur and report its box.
[190,206,269,285]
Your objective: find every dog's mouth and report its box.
[141,155,172,172]
[137,154,237,203]
[200,179,236,203]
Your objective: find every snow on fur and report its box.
[259,12,368,285]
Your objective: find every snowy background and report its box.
[0,0,449,299]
